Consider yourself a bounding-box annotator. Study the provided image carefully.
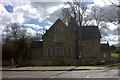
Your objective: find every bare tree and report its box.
[65,0,90,26]
[109,0,120,7]
[88,6,104,26]
[86,6,110,39]
[107,0,119,25]
[60,8,71,24]
[109,0,120,46]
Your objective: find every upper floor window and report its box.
[55,26,64,33]
[54,35,64,43]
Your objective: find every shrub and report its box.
[52,60,66,66]
[115,47,120,54]
[85,60,96,66]
[97,60,106,65]
[18,59,33,67]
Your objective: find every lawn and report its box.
[111,53,120,57]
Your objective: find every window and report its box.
[68,48,72,56]
[54,35,64,43]
[55,26,64,33]
[85,51,92,58]
[56,48,63,56]
[47,47,50,56]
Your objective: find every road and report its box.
[2,66,120,80]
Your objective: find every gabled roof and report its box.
[42,18,75,39]
[80,26,101,39]
[30,41,43,49]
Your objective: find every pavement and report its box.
[2,66,106,71]
[2,66,119,79]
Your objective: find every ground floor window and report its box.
[56,48,63,56]
[47,47,50,56]
[84,51,92,58]
[68,48,72,56]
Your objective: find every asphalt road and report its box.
[2,66,120,80]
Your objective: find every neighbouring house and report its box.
[29,41,44,65]
[100,42,111,61]
[109,45,117,53]
[30,17,106,66]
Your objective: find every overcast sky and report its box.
[0,0,119,46]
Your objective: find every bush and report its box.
[85,60,96,66]
[18,59,33,67]
[52,60,66,66]
[115,47,120,54]
[97,60,106,65]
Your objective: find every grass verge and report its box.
[111,53,120,57]
[2,63,120,68]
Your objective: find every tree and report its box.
[109,0,120,47]
[106,0,119,25]
[2,41,15,60]
[115,47,120,54]
[3,23,30,66]
[60,8,71,24]
[65,1,90,26]
[109,0,120,7]
[87,6,104,26]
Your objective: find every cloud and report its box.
[13,2,38,21]
[101,34,119,46]
[24,24,43,29]
[44,26,50,30]
[31,2,64,9]
[30,2,65,22]
[25,28,36,36]
[43,7,64,24]
[106,28,118,35]
[93,0,119,6]
[0,4,11,25]
[0,25,5,42]
[1,2,65,26]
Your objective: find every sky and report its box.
[0,0,119,46]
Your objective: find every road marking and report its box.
[86,75,92,78]
[110,70,118,71]
[9,76,16,78]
